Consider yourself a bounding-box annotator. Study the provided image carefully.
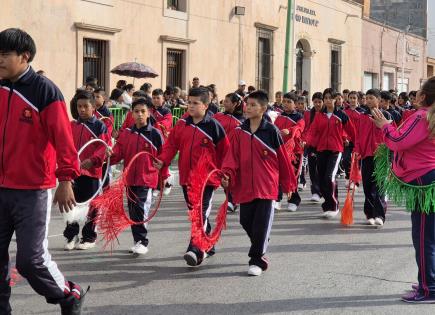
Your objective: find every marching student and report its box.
[154,87,229,267]
[221,90,296,276]
[64,91,109,250]
[380,91,402,125]
[372,77,435,303]
[354,89,392,226]
[272,91,284,113]
[0,28,86,314]
[213,93,245,212]
[109,98,169,255]
[301,92,324,202]
[274,92,305,211]
[307,89,355,219]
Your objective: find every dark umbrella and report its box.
[110,62,159,79]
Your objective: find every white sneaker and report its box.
[298,183,306,191]
[273,201,281,210]
[75,241,96,250]
[367,218,376,226]
[248,265,262,276]
[152,190,159,197]
[64,236,78,251]
[131,242,149,255]
[310,194,321,203]
[163,185,172,196]
[374,217,384,227]
[324,210,339,219]
[320,211,329,218]
[287,203,298,212]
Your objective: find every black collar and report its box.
[131,123,152,133]
[185,111,213,126]
[78,115,98,124]
[241,116,269,132]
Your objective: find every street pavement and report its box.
[9,174,435,314]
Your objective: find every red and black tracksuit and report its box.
[151,106,173,140]
[110,124,169,246]
[307,108,355,212]
[158,112,229,258]
[274,111,305,206]
[64,116,109,243]
[222,117,296,270]
[354,108,392,222]
[0,66,81,312]
[302,108,322,196]
[342,107,364,180]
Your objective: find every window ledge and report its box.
[163,8,188,21]
[74,22,121,34]
[254,22,278,31]
[160,35,196,44]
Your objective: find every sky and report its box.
[428,0,435,57]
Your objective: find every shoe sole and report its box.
[401,298,435,304]
[184,253,198,266]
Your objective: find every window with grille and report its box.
[256,28,273,96]
[166,49,184,88]
[167,0,186,11]
[83,38,107,88]
[330,44,341,92]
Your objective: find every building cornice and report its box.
[254,22,279,31]
[74,22,121,34]
[159,35,196,44]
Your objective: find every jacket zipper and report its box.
[189,127,197,170]
[133,133,140,184]
[326,114,330,150]
[0,86,14,185]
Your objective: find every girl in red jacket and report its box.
[307,88,355,219]
[222,90,296,276]
[110,98,169,255]
[372,77,435,302]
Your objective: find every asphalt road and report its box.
[9,174,434,315]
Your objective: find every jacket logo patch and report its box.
[200,138,210,147]
[144,143,149,148]
[20,108,33,124]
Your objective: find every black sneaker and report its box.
[60,281,89,315]
[183,251,198,266]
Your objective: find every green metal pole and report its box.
[283,0,294,93]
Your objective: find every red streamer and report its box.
[93,151,163,250]
[341,153,361,226]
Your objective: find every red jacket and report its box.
[0,67,79,189]
[71,116,109,179]
[307,108,355,153]
[111,124,169,188]
[121,111,135,131]
[343,107,364,143]
[151,106,172,139]
[159,112,229,186]
[274,111,305,154]
[213,112,245,137]
[95,105,114,145]
[354,109,392,159]
[301,109,316,142]
[402,109,416,122]
[222,117,297,204]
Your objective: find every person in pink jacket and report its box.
[372,76,435,304]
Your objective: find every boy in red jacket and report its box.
[354,89,392,226]
[64,91,109,250]
[151,88,173,140]
[110,98,169,255]
[154,87,229,267]
[0,28,85,314]
[222,90,296,276]
[274,92,305,212]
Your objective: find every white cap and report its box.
[239,80,246,86]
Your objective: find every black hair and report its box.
[380,90,392,101]
[140,82,152,93]
[193,77,199,81]
[334,92,343,98]
[0,28,36,62]
[390,95,397,105]
[409,90,417,98]
[312,92,323,101]
[366,89,381,98]
[116,80,127,89]
[85,76,97,84]
[152,89,164,96]
[275,91,283,96]
[297,96,306,103]
[348,91,358,97]
[124,84,134,91]
[36,70,45,75]
[283,92,298,102]
[398,92,409,102]
[133,90,147,98]
[225,93,243,116]
[342,89,350,94]
[109,88,124,101]
[132,98,151,110]
[302,90,309,96]
[93,88,106,96]
[75,90,95,105]
[189,87,210,104]
[248,85,256,92]
[247,90,269,107]
[322,88,335,99]
[85,82,98,90]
